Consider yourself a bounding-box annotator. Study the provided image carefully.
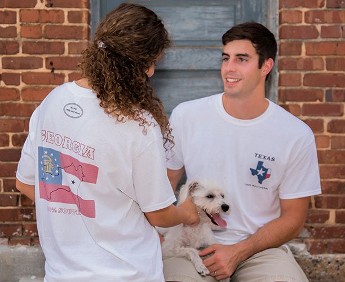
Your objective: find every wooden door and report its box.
[91,0,277,114]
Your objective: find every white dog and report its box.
[161,180,230,281]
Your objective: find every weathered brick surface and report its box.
[0,0,343,258]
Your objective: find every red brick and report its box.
[0,224,22,237]
[8,237,32,246]
[3,178,17,193]
[280,104,301,116]
[305,41,345,55]
[46,56,81,71]
[318,150,345,164]
[23,223,38,237]
[21,195,35,207]
[0,40,19,55]
[327,0,345,8]
[0,119,24,132]
[1,0,36,8]
[306,10,345,23]
[23,41,65,55]
[304,73,345,87]
[280,25,319,39]
[0,10,16,24]
[0,26,17,38]
[0,133,10,146]
[68,72,82,81]
[21,86,53,101]
[2,57,43,69]
[321,180,345,194]
[303,119,324,133]
[20,25,43,39]
[0,87,20,101]
[331,136,345,149]
[308,225,345,239]
[326,57,345,71]
[280,10,303,24]
[327,239,345,253]
[1,72,20,85]
[68,42,88,55]
[0,148,22,162]
[319,165,345,179]
[0,102,37,117]
[321,25,342,38]
[306,209,330,223]
[12,133,28,147]
[280,0,326,8]
[0,193,19,206]
[0,163,18,177]
[315,135,330,148]
[20,9,64,23]
[336,211,345,223]
[45,0,89,8]
[279,57,324,70]
[279,89,324,102]
[302,104,344,116]
[22,72,65,85]
[68,10,89,23]
[279,73,301,86]
[305,239,327,254]
[279,42,302,56]
[44,25,88,40]
[326,89,345,102]
[328,119,345,133]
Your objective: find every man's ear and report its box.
[262,58,274,77]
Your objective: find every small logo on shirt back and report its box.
[63,103,83,118]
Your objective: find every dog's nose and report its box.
[221,204,229,212]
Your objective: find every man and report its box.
[163,22,321,282]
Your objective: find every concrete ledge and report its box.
[289,242,345,282]
[0,246,44,282]
[0,244,344,281]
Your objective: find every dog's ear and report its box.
[178,181,199,204]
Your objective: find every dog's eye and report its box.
[206,194,214,199]
[221,194,225,198]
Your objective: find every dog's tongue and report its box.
[212,214,227,228]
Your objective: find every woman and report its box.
[16,3,198,282]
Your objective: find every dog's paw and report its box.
[195,263,210,276]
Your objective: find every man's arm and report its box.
[167,167,185,192]
[201,196,310,280]
[16,178,35,201]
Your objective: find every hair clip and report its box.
[97,40,106,49]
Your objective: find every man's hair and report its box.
[222,22,277,71]
[79,3,172,147]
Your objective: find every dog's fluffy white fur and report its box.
[161,180,230,281]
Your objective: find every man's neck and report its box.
[222,93,269,120]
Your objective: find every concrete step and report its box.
[1,244,344,282]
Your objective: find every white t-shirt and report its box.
[167,93,321,245]
[16,81,176,282]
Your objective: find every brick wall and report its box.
[0,0,89,245]
[0,0,344,255]
[279,0,345,254]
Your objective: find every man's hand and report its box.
[199,244,242,281]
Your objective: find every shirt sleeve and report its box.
[166,108,184,170]
[132,129,176,213]
[279,131,321,199]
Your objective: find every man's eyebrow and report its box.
[221,52,251,57]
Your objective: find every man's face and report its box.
[221,39,267,98]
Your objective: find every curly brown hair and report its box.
[79,3,173,147]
